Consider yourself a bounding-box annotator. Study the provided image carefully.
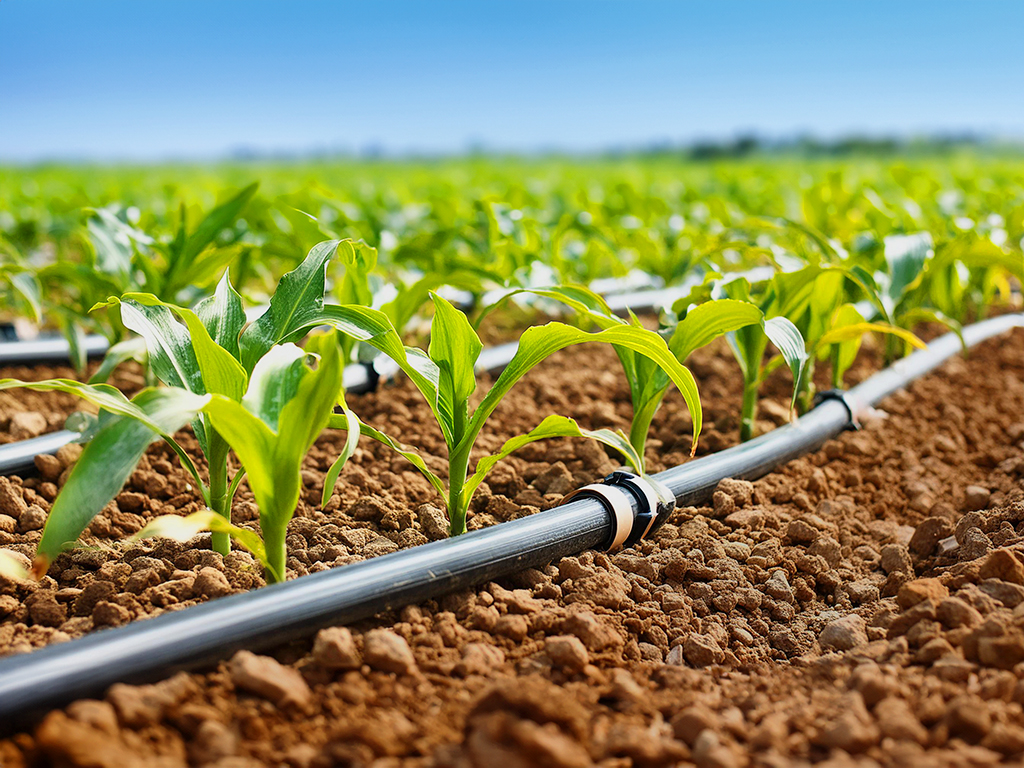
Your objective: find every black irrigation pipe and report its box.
[0,334,110,367]
[0,312,1020,728]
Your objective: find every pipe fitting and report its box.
[561,470,676,551]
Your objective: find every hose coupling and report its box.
[814,389,863,431]
[560,469,676,551]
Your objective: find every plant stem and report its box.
[207,430,231,557]
[263,520,287,585]
[447,448,471,537]
[739,377,759,442]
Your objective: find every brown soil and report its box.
[0,328,1022,767]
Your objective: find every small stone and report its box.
[363,629,417,675]
[35,711,132,767]
[55,443,83,467]
[897,578,948,610]
[683,633,723,667]
[416,503,449,540]
[982,723,1024,755]
[193,567,232,598]
[716,478,754,506]
[230,650,311,709]
[562,611,621,651]
[545,635,589,673]
[711,491,735,518]
[10,411,47,439]
[819,615,868,652]
[454,643,505,676]
[874,697,927,744]
[692,730,742,768]
[909,517,953,557]
[0,477,27,518]
[784,519,818,544]
[980,549,1024,585]
[937,597,983,628]
[818,703,879,753]
[960,528,994,561]
[945,696,992,741]
[846,580,880,605]
[17,504,47,532]
[979,579,1024,608]
[964,485,991,511]
[764,570,794,602]
[187,720,238,765]
[92,601,130,628]
[880,544,912,574]
[26,592,66,627]
[978,635,1024,670]
[34,454,63,482]
[671,707,716,746]
[311,627,361,670]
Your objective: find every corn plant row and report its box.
[1,209,1019,587]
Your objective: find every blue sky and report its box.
[2,0,1023,161]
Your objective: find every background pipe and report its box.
[0,313,1018,726]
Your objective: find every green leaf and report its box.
[669,299,765,363]
[884,232,932,302]
[95,297,204,393]
[59,315,88,373]
[88,337,148,385]
[238,239,341,372]
[321,404,361,508]
[115,293,247,400]
[35,388,210,567]
[763,316,808,413]
[463,414,641,501]
[899,307,966,352]
[195,270,246,359]
[241,344,309,431]
[165,183,257,292]
[428,293,483,445]
[135,510,267,566]
[465,321,702,455]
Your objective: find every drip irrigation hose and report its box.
[0,313,1019,727]
[0,334,110,367]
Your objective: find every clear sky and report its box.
[2,0,1023,162]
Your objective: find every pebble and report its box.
[192,567,232,598]
[0,477,27,518]
[764,570,794,602]
[363,629,417,675]
[33,454,63,482]
[545,635,589,673]
[964,485,992,511]
[229,650,311,709]
[416,503,449,540]
[683,633,723,667]
[10,411,47,439]
[909,516,953,556]
[979,549,1024,585]
[311,627,361,670]
[819,615,868,651]
[17,504,47,532]
[454,642,505,676]
[897,578,948,610]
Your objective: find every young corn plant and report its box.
[477,285,785,465]
[137,340,348,583]
[0,239,361,572]
[319,292,702,536]
[37,183,257,371]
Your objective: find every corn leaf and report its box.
[195,270,246,359]
[35,387,210,568]
[464,321,702,455]
[135,510,267,566]
[238,239,341,372]
[463,414,641,501]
